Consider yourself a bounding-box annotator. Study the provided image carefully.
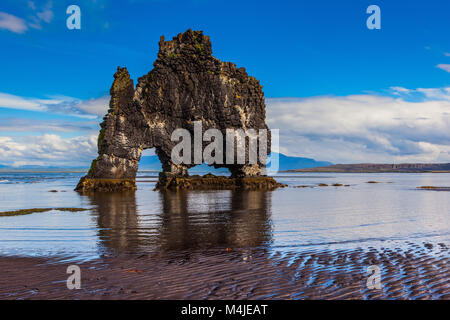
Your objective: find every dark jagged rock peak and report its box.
[76,29,280,192]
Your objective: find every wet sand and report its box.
[1,243,449,300]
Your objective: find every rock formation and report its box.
[76,29,282,192]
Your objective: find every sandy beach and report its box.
[1,242,448,300]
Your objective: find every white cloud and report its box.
[390,86,450,101]
[390,86,412,95]
[12,160,45,167]
[0,92,108,118]
[0,93,46,111]
[437,64,450,73]
[28,1,54,30]
[37,8,53,23]
[266,88,450,163]
[0,134,98,167]
[0,2,53,34]
[0,12,28,34]
[75,96,110,116]
[416,87,450,100]
[0,117,98,133]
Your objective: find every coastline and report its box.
[285,163,450,173]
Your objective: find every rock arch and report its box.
[76,30,282,192]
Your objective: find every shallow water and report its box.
[0,172,449,261]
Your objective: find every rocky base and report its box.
[75,177,137,193]
[155,173,286,191]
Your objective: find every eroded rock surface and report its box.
[76,29,276,192]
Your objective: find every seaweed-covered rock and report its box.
[155,173,286,191]
[76,29,276,192]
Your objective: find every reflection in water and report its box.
[158,190,273,250]
[87,191,140,253]
[87,190,273,254]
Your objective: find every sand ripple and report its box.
[0,243,448,300]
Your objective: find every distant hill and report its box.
[276,153,332,171]
[288,163,450,173]
[139,153,332,172]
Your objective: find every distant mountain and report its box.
[138,153,332,172]
[288,163,450,173]
[275,153,332,171]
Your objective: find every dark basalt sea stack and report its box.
[76,29,284,192]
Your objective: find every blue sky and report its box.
[0,0,450,166]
